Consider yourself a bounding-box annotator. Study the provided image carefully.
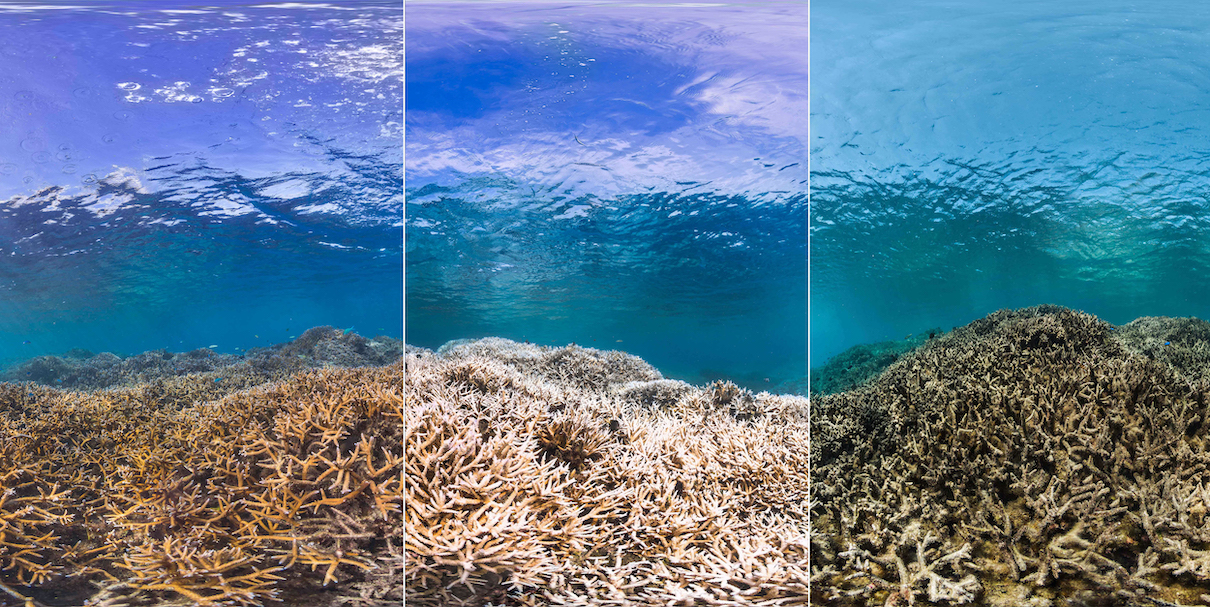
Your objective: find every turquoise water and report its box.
[811,1,1210,365]
[0,2,402,365]
[405,2,808,389]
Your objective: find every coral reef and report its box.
[405,338,810,605]
[0,328,404,391]
[811,330,943,396]
[0,338,403,606]
[1114,316,1210,386]
[434,337,663,391]
[812,304,1210,606]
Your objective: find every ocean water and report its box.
[811,0,1210,365]
[405,2,808,390]
[0,1,402,366]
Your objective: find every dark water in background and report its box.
[0,2,402,365]
[811,1,1210,364]
[405,3,808,389]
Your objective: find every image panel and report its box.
[404,1,808,604]
[0,2,403,604]
[810,1,1210,605]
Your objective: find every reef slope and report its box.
[405,338,810,606]
[812,305,1210,606]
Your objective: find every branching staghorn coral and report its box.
[405,340,810,606]
[0,342,403,607]
[838,522,978,605]
[119,538,284,606]
[812,305,1210,606]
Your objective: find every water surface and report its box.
[0,1,402,363]
[406,1,808,388]
[811,0,1210,364]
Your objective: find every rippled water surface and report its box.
[0,1,402,363]
[812,1,1210,363]
[406,2,808,388]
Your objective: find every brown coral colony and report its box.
[813,305,1210,606]
[36,305,1206,605]
[0,327,403,607]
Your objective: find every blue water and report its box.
[405,2,808,389]
[0,1,402,365]
[811,1,1210,364]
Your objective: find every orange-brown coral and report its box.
[405,340,810,606]
[0,359,402,606]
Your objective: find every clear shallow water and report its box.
[811,1,1210,364]
[405,2,808,389]
[0,2,402,364]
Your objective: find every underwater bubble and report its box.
[55,150,74,162]
[13,90,32,101]
[61,164,77,174]
[72,87,92,98]
[117,82,140,91]
[101,133,118,144]
[0,164,16,175]
[210,87,234,98]
[82,173,97,185]
[30,151,51,163]
[20,138,45,152]
[113,110,131,120]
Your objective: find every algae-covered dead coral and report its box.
[405,339,810,606]
[811,305,1210,606]
[1114,315,1210,386]
[810,330,943,396]
[0,329,402,607]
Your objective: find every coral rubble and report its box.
[812,305,1210,605]
[404,339,810,605]
[0,329,402,606]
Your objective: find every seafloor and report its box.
[0,327,403,607]
[813,304,1210,606]
[404,338,811,605]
